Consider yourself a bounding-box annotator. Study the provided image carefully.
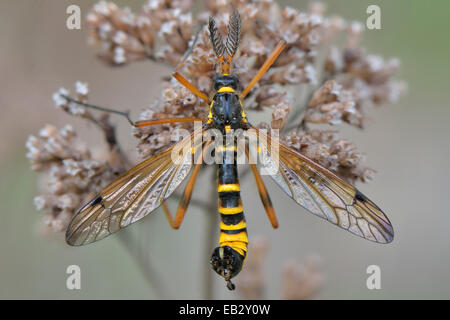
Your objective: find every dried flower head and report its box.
[27,82,130,233]
[283,129,375,184]
[26,124,117,232]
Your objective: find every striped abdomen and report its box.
[217,146,248,261]
[210,142,248,286]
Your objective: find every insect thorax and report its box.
[211,74,245,131]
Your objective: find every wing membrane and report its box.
[248,128,394,243]
[66,129,204,246]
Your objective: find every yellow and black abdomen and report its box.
[210,146,248,283]
[218,160,248,259]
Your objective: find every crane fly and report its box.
[65,11,394,290]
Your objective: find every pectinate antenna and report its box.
[209,10,241,75]
[225,10,241,61]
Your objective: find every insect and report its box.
[64,12,394,290]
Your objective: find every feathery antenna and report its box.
[225,10,241,60]
[208,10,241,74]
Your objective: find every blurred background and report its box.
[1,0,449,299]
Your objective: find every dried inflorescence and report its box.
[27,1,404,246]
[305,79,359,126]
[27,83,128,233]
[86,0,195,65]
[318,22,406,128]
[283,129,375,184]
[26,124,116,233]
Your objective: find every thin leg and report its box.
[161,201,174,225]
[172,72,210,104]
[245,146,279,228]
[60,94,134,126]
[249,163,279,228]
[135,117,204,127]
[60,94,204,127]
[163,162,202,229]
[241,38,287,99]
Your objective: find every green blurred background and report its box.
[1,0,449,299]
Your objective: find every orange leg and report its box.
[172,72,210,104]
[172,23,211,105]
[245,146,279,228]
[161,201,174,225]
[135,117,204,127]
[163,162,202,229]
[249,163,279,229]
[241,38,287,99]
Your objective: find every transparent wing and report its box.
[247,128,394,243]
[66,129,204,246]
